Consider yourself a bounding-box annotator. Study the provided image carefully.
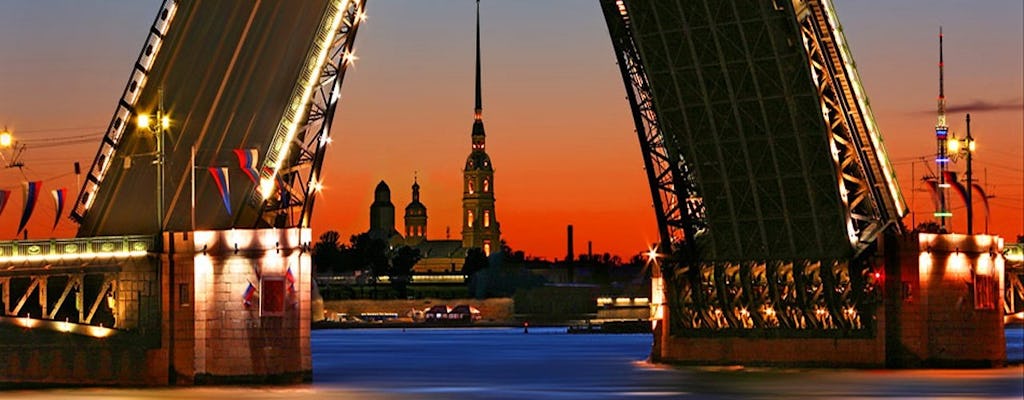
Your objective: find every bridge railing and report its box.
[0,235,156,260]
[0,235,158,335]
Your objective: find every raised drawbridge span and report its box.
[602,0,1006,367]
[1,0,366,385]
[0,0,1010,385]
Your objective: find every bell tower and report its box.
[404,176,428,245]
[462,0,500,255]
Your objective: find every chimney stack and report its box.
[566,225,574,263]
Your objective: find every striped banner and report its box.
[233,148,260,184]
[942,171,970,206]
[51,188,66,230]
[18,181,42,234]
[208,167,232,216]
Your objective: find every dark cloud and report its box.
[916,98,1024,114]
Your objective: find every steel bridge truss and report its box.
[601,0,707,256]
[667,258,881,333]
[603,0,903,336]
[71,0,179,222]
[0,236,155,330]
[1,273,118,327]
[796,0,906,255]
[250,0,367,229]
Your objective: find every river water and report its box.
[4,327,1023,399]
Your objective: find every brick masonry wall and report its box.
[167,228,312,383]
[916,233,1006,366]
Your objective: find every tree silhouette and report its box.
[390,246,421,298]
[312,230,342,275]
[462,248,490,298]
[348,233,389,298]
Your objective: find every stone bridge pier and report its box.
[0,228,312,386]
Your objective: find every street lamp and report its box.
[136,89,170,232]
[947,113,977,234]
[0,127,26,169]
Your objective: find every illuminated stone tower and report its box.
[404,177,427,245]
[462,0,500,255]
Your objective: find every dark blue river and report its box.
[4,327,1022,399]
[310,326,1024,399]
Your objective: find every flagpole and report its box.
[191,144,196,233]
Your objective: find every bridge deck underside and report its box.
[626,0,850,261]
[78,0,331,237]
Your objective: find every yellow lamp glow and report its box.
[968,140,976,152]
[161,115,171,130]
[947,137,960,153]
[0,131,11,147]
[137,114,151,129]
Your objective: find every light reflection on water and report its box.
[3,326,1022,399]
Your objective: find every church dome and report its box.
[374,180,391,202]
[405,201,427,215]
[405,179,427,215]
[464,151,493,172]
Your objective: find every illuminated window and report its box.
[483,210,490,228]
[468,180,474,194]
[484,240,491,256]
[483,178,490,193]
[467,210,474,228]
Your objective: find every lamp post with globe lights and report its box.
[135,89,171,232]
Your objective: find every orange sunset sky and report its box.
[1,1,1021,259]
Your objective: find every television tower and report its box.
[934,27,952,230]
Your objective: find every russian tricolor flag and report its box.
[234,148,259,184]
[242,282,256,307]
[51,188,66,230]
[17,181,41,234]
[286,266,297,295]
[208,167,232,215]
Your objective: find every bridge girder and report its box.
[604,0,906,335]
[248,0,368,229]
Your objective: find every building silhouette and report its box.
[461,0,500,255]
[363,0,499,272]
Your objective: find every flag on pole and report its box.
[242,282,256,307]
[0,189,10,218]
[51,188,66,230]
[285,266,297,295]
[233,148,259,184]
[208,167,232,215]
[17,181,42,234]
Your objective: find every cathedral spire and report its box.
[474,0,482,121]
[470,0,486,148]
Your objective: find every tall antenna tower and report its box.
[934,27,952,230]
